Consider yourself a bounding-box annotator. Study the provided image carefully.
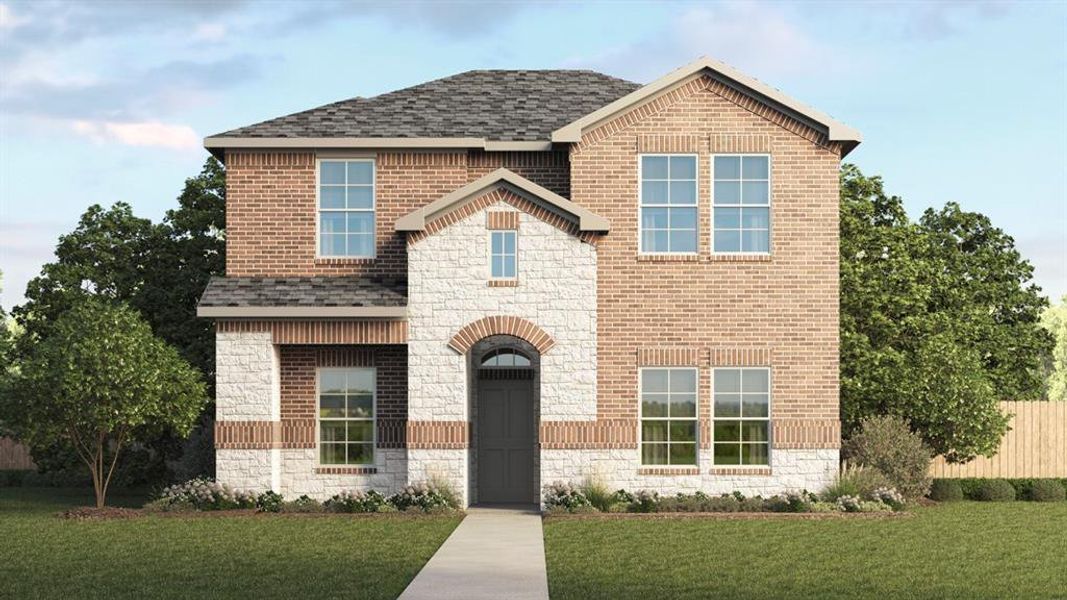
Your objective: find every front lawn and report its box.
[544,502,1067,599]
[0,487,461,599]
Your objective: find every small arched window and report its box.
[480,348,531,368]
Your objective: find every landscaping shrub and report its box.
[956,478,1067,500]
[256,490,283,513]
[739,496,765,512]
[766,492,816,513]
[580,475,615,512]
[836,495,889,513]
[0,470,31,487]
[325,490,389,513]
[929,479,964,502]
[843,415,932,499]
[147,478,256,511]
[1027,479,1066,502]
[821,465,891,501]
[628,489,659,513]
[870,487,906,511]
[389,482,457,512]
[542,481,591,512]
[703,495,742,512]
[973,479,1016,502]
[280,495,323,513]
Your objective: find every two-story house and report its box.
[197,57,861,507]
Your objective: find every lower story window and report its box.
[713,368,770,465]
[640,367,697,465]
[318,367,375,465]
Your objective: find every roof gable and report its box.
[551,57,861,155]
[396,168,609,234]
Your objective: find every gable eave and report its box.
[396,168,610,233]
[551,56,862,153]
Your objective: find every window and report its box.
[480,348,531,367]
[318,368,375,465]
[490,230,517,279]
[639,155,698,254]
[318,159,375,258]
[713,368,770,465]
[713,155,770,253]
[640,368,697,465]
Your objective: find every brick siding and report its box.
[225,150,569,278]
[570,74,841,444]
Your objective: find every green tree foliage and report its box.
[3,298,207,507]
[10,158,225,481]
[14,158,225,384]
[840,164,1051,462]
[1040,296,1067,400]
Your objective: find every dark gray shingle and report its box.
[212,70,641,141]
[198,276,407,308]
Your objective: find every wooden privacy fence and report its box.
[930,401,1067,478]
[0,437,36,470]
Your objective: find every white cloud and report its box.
[564,3,846,83]
[70,120,201,150]
[0,2,29,31]
[193,22,227,42]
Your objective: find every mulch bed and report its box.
[58,507,462,521]
[544,510,912,521]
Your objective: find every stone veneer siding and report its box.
[215,330,410,498]
[407,195,598,505]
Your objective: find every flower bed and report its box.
[541,480,908,516]
[142,478,460,515]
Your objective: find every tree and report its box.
[141,157,226,387]
[14,157,226,385]
[840,164,1050,462]
[4,298,207,507]
[1041,296,1067,400]
[10,158,226,482]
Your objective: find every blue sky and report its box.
[1,0,1064,310]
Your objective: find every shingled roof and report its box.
[211,70,640,141]
[197,276,407,318]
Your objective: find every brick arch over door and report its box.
[447,316,556,355]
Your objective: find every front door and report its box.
[477,377,535,503]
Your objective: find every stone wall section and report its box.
[407,200,598,423]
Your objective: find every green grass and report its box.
[544,503,1067,599]
[0,487,461,599]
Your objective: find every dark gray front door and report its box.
[477,378,535,503]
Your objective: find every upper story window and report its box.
[490,230,517,279]
[639,155,698,254]
[319,159,375,258]
[713,155,770,253]
[713,368,770,466]
[318,367,376,465]
[640,367,698,466]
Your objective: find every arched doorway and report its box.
[469,335,539,505]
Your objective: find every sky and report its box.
[1,0,1065,310]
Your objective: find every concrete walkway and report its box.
[398,505,549,600]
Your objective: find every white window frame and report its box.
[315,366,377,466]
[638,366,700,466]
[316,158,376,259]
[711,154,772,255]
[637,153,699,256]
[711,367,772,466]
[488,229,518,280]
